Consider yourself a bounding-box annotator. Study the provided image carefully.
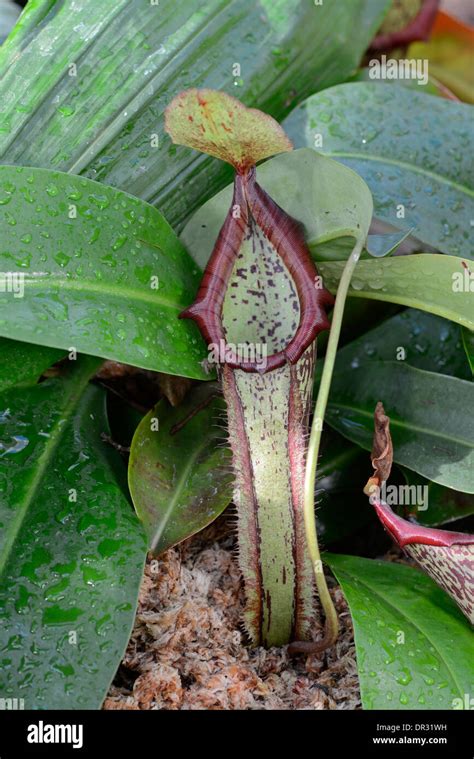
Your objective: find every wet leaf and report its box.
[128,383,232,555]
[283,82,474,258]
[319,255,474,330]
[0,0,390,229]
[0,356,147,709]
[332,308,472,380]
[0,338,64,394]
[0,165,209,379]
[326,361,474,493]
[325,553,474,710]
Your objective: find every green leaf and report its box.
[0,338,64,394]
[129,384,233,555]
[365,228,413,258]
[326,361,474,492]
[399,468,474,527]
[461,327,474,375]
[0,0,390,229]
[0,356,147,709]
[332,308,472,380]
[325,553,474,710]
[0,165,209,379]
[319,255,474,330]
[283,82,474,258]
[181,148,373,270]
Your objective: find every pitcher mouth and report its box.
[180,167,333,374]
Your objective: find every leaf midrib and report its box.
[16,276,186,311]
[149,436,210,553]
[0,361,97,578]
[328,151,474,198]
[327,400,473,449]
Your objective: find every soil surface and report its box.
[104,518,360,710]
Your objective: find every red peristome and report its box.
[180,172,248,347]
[373,498,474,548]
[180,167,333,373]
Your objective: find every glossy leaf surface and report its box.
[0,356,147,709]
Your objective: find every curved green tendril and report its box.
[304,239,364,649]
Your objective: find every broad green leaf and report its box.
[0,338,64,394]
[0,356,148,709]
[399,468,474,527]
[325,554,474,710]
[333,309,472,380]
[319,255,473,330]
[0,165,209,379]
[0,0,390,229]
[129,384,233,555]
[283,83,474,258]
[326,362,474,492]
[181,148,374,269]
